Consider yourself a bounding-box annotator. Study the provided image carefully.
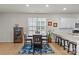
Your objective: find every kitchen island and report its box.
[52,31,79,55]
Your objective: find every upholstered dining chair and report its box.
[24,34,32,47]
[33,35,42,55]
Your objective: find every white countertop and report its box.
[52,31,79,43]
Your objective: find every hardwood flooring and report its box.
[0,41,72,55]
[0,42,23,55]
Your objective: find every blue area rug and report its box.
[19,43,54,55]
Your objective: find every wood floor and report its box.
[0,41,72,55]
[0,42,23,55]
[49,42,71,55]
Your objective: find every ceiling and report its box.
[0,4,79,13]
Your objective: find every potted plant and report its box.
[47,31,52,43]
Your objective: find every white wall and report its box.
[0,13,27,42]
[0,13,78,42]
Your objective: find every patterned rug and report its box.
[19,43,54,55]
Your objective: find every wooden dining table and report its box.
[25,35,48,43]
[24,34,48,54]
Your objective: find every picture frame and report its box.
[48,21,52,26]
[53,23,57,27]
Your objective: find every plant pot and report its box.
[48,39,52,43]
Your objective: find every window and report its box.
[27,18,46,35]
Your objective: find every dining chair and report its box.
[33,35,42,55]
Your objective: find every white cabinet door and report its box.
[60,17,75,28]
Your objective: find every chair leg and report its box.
[67,43,70,53]
[33,47,34,55]
[39,49,42,55]
[74,45,77,55]
[64,40,66,50]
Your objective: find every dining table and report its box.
[24,34,48,54]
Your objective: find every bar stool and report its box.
[56,36,60,45]
[60,38,64,47]
[63,39,69,50]
[55,35,57,43]
[58,37,63,46]
[57,36,62,45]
[68,41,77,55]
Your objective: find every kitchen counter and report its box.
[52,31,79,55]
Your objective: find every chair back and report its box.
[33,35,42,44]
[33,35,42,49]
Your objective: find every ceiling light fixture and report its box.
[25,4,30,7]
[63,8,67,10]
[45,4,49,7]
